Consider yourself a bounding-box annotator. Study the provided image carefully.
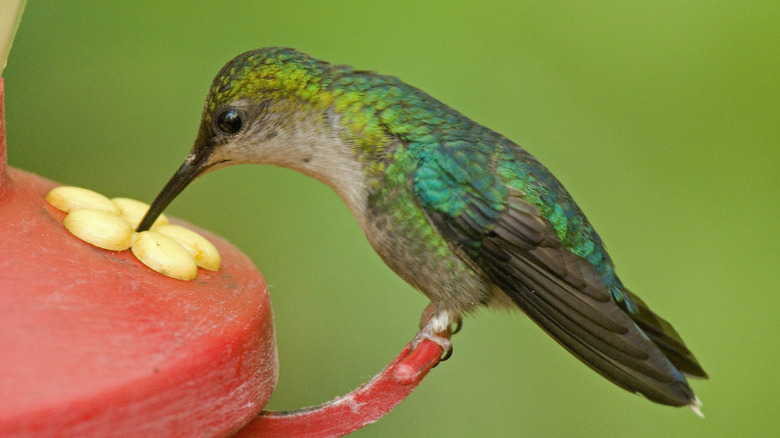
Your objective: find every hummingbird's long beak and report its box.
[136,151,210,232]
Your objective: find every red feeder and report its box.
[0,78,447,437]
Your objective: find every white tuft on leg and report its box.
[412,306,456,351]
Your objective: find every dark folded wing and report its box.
[425,187,704,406]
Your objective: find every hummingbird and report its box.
[137,47,707,412]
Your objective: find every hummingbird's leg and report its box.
[412,302,460,357]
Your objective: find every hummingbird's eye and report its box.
[215,108,244,135]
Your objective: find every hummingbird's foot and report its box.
[412,329,452,355]
[412,303,460,360]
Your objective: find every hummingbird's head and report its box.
[194,47,336,169]
[137,48,340,231]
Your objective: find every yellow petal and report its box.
[131,231,197,281]
[46,186,121,214]
[63,208,133,251]
[154,224,221,271]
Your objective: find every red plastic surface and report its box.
[0,79,278,437]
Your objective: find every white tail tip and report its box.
[689,396,705,418]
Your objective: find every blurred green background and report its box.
[4,1,778,437]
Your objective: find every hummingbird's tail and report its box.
[621,288,708,379]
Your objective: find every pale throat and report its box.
[279,110,371,228]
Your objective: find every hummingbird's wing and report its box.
[413,144,705,406]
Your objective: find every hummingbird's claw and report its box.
[438,344,453,362]
[450,317,463,335]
